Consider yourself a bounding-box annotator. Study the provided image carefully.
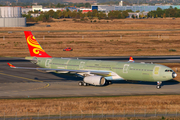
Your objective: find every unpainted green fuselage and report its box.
[27,57,174,82]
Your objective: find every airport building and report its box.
[0,7,26,27]
[21,2,180,19]
[92,5,180,12]
[22,5,76,15]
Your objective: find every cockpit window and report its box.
[165,70,173,72]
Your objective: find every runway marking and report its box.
[0,72,51,93]
[0,72,43,82]
[20,83,50,92]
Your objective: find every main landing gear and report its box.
[156,81,162,89]
[78,81,89,86]
[78,80,112,86]
[106,81,112,85]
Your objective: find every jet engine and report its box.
[83,76,106,86]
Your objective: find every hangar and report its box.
[0,7,26,27]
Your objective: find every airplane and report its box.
[7,31,177,89]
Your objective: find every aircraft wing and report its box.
[7,63,114,77]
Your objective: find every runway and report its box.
[0,57,180,98]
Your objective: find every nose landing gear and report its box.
[156,81,162,89]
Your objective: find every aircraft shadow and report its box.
[0,60,27,62]
[112,79,179,86]
[33,72,179,87]
[34,72,83,81]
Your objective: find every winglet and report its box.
[7,63,16,68]
[129,56,134,62]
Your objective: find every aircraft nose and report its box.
[172,72,177,78]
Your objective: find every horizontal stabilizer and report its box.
[7,63,16,68]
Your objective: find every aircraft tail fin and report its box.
[128,56,134,62]
[24,31,52,58]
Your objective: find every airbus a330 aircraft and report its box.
[8,31,177,89]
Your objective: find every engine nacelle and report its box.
[84,76,106,86]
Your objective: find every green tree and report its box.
[37,14,44,21]
[117,12,122,19]
[77,10,83,18]
[28,10,33,14]
[87,11,92,17]
[163,13,166,18]
[48,10,55,17]
[73,10,80,18]
[108,11,115,19]
[33,10,39,14]
[92,9,98,18]
[22,14,31,18]
[62,10,67,18]
[67,10,72,18]
[114,11,120,18]
[66,8,70,12]
[132,15,135,19]
[126,9,133,12]
[43,12,50,22]
[156,7,163,17]
[122,11,129,18]
[85,3,91,8]
[71,10,77,18]
[53,12,58,19]
[169,8,176,17]
[56,10,62,18]
[98,11,106,19]
[56,3,61,8]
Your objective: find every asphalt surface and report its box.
[0,57,180,98]
[1,112,180,120]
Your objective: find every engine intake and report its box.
[84,76,106,86]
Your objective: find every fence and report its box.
[0,108,180,120]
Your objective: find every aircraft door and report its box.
[123,64,129,73]
[79,61,85,69]
[153,66,160,76]
[45,59,52,68]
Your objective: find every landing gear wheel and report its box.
[105,81,109,85]
[78,81,83,86]
[156,85,161,89]
[83,82,87,86]
[156,81,162,89]
[105,81,112,85]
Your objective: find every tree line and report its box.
[148,6,180,18]
[22,9,129,22]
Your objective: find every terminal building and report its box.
[91,5,180,12]
[0,7,26,27]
